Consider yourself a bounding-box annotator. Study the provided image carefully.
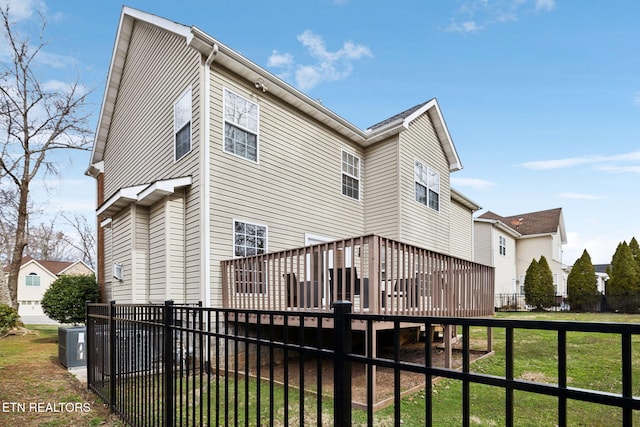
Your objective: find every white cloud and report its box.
[535,0,556,12]
[564,232,621,265]
[446,20,484,33]
[447,0,555,32]
[559,192,604,200]
[522,151,640,172]
[633,92,640,108]
[450,177,496,190]
[267,50,293,68]
[267,30,372,91]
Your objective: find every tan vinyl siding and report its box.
[132,205,149,303]
[102,225,113,300]
[167,194,186,302]
[473,221,493,266]
[398,114,450,252]
[111,208,132,302]
[149,200,166,302]
[208,70,365,307]
[364,138,400,239]
[102,21,201,196]
[449,199,473,261]
[100,21,202,303]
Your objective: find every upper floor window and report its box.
[499,236,506,256]
[224,88,259,162]
[341,150,360,200]
[174,87,192,161]
[234,220,267,257]
[25,272,40,286]
[414,160,440,211]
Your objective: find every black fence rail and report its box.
[87,301,640,427]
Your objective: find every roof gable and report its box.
[367,99,462,171]
[478,208,567,243]
[88,7,463,174]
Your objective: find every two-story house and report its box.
[474,208,567,308]
[86,7,493,318]
[6,256,94,319]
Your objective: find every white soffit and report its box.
[97,176,192,217]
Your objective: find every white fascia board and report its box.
[136,176,192,206]
[97,177,192,217]
[189,27,367,145]
[474,218,521,238]
[96,184,148,217]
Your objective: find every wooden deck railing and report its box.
[221,234,494,317]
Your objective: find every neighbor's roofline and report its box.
[88,6,462,173]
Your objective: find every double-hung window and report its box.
[414,160,440,211]
[499,236,506,256]
[224,88,259,162]
[233,220,267,293]
[341,150,360,200]
[174,87,192,161]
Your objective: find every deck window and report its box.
[414,160,440,211]
[174,87,192,161]
[234,220,267,257]
[224,88,259,162]
[25,272,40,286]
[233,220,267,293]
[341,150,360,200]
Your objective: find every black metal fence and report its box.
[87,301,640,427]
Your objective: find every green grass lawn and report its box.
[0,325,122,427]
[362,312,640,427]
[11,314,636,426]
[140,312,640,427]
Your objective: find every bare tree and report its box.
[26,215,75,261]
[62,213,96,269]
[0,6,92,309]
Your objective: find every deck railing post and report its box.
[163,300,174,427]
[333,300,352,427]
[108,300,116,413]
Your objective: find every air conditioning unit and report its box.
[113,263,124,281]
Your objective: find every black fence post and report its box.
[109,300,116,413]
[85,301,91,388]
[163,300,174,427]
[333,300,352,427]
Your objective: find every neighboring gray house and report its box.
[474,208,567,308]
[87,7,492,317]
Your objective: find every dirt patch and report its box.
[267,339,490,407]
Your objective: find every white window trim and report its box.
[414,159,440,211]
[341,149,361,201]
[232,219,268,258]
[232,219,269,295]
[222,87,260,163]
[174,86,193,162]
[25,272,40,286]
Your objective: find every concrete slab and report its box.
[68,366,87,384]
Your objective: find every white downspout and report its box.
[201,44,218,308]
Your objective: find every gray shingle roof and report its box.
[367,100,432,131]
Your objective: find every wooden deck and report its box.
[222,234,494,318]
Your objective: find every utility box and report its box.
[58,326,86,368]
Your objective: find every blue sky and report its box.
[3,0,639,265]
